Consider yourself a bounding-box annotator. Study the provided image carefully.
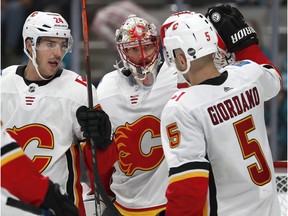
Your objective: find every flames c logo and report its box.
[7,124,54,173]
[115,116,164,176]
[129,25,146,41]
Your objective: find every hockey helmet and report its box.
[163,13,218,74]
[160,10,195,45]
[22,11,73,79]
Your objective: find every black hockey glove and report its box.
[206,4,258,52]
[76,106,113,150]
[40,180,79,216]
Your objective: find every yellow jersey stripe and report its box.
[1,150,24,167]
[169,171,209,184]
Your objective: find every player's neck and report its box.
[186,62,219,86]
[24,62,41,81]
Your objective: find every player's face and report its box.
[125,43,157,67]
[35,37,68,78]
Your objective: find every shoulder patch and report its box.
[75,76,87,87]
[233,60,251,67]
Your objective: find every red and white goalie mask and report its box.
[115,14,161,88]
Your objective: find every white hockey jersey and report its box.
[1,65,98,216]
[97,62,180,215]
[161,60,282,216]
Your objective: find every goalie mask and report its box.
[115,14,160,88]
[163,13,218,74]
[22,11,73,80]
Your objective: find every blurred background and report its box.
[1,0,287,161]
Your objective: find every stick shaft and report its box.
[81,1,120,215]
[81,1,101,214]
[81,0,93,109]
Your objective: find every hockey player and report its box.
[1,128,79,216]
[160,5,282,216]
[1,11,113,216]
[77,14,179,216]
[76,11,238,215]
[76,14,190,215]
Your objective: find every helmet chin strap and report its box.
[29,47,56,81]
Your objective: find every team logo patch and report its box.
[224,87,233,92]
[115,116,164,176]
[234,60,251,67]
[75,76,87,87]
[29,85,36,93]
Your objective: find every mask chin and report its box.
[134,72,155,88]
[129,58,159,88]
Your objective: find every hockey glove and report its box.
[76,106,113,150]
[41,181,79,216]
[206,4,258,53]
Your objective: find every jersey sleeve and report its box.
[234,44,282,99]
[160,95,210,215]
[234,44,282,79]
[81,141,118,195]
[1,131,49,206]
[257,64,283,101]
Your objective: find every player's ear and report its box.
[179,52,187,67]
[25,39,33,56]
[175,49,188,72]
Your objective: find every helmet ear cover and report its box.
[163,13,218,74]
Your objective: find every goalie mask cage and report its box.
[274,161,288,216]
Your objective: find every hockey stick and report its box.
[6,197,54,216]
[81,1,120,215]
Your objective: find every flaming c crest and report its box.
[6,124,54,173]
[128,25,146,41]
[115,116,164,176]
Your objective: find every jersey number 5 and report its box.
[166,122,180,149]
[234,115,271,186]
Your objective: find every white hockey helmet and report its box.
[163,13,218,74]
[160,10,195,45]
[22,11,73,79]
[115,14,160,88]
